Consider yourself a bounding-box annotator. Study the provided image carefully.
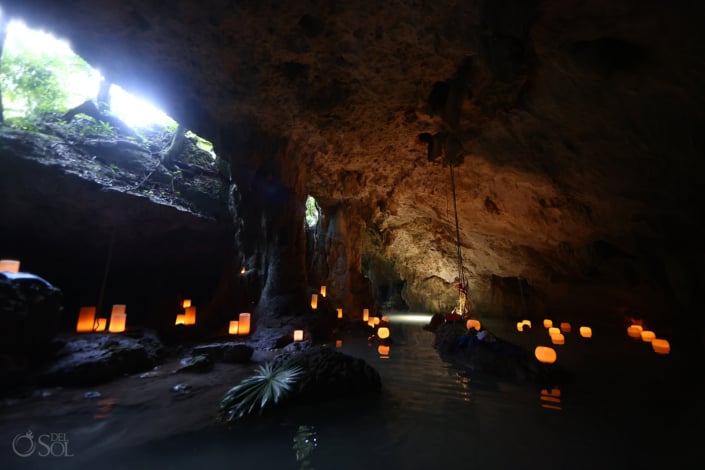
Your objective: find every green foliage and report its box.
[77,116,116,138]
[305,195,320,228]
[185,130,216,159]
[292,425,318,470]
[1,41,93,119]
[219,361,303,422]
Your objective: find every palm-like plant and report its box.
[219,360,303,422]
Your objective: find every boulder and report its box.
[191,342,254,364]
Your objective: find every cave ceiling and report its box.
[3,0,704,316]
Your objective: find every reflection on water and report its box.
[93,397,118,420]
[37,313,699,470]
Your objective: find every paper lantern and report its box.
[381,315,389,323]
[108,313,126,333]
[335,339,343,348]
[174,314,186,326]
[549,327,560,336]
[0,259,20,273]
[228,320,239,335]
[640,330,656,342]
[238,313,251,335]
[551,333,565,345]
[466,319,481,331]
[337,308,343,319]
[559,322,572,333]
[378,344,390,356]
[184,306,197,325]
[516,322,524,332]
[311,294,318,309]
[543,319,553,328]
[76,306,97,333]
[94,318,107,332]
[579,326,592,338]
[378,327,390,339]
[521,320,532,328]
[535,346,557,364]
[651,339,670,355]
[362,309,370,322]
[627,325,643,338]
[373,316,381,325]
[293,329,304,341]
[182,299,192,308]
[367,319,375,328]
[320,285,327,297]
[112,304,126,315]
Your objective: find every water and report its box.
[6,314,702,469]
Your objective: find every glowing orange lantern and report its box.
[521,320,532,329]
[320,285,327,297]
[182,299,192,308]
[378,327,390,339]
[543,319,553,328]
[76,306,97,333]
[335,339,343,348]
[108,305,127,333]
[579,326,592,338]
[373,317,381,326]
[238,313,251,335]
[174,314,186,326]
[466,319,481,331]
[517,322,524,332]
[293,330,304,341]
[535,346,557,364]
[337,308,343,319]
[367,319,375,328]
[381,315,389,323]
[311,294,318,309]
[627,325,643,338]
[651,339,670,354]
[363,309,369,322]
[184,306,197,325]
[551,333,565,345]
[378,344,390,356]
[228,320,239,335]
[0,259,20,273]
[640,330,656,342]
[560,322,572,333]
[94,318,107,332]
[240,266,246,274]
[549,327,560,336]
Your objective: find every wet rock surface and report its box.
[191,342,254,364]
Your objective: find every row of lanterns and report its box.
[626,323,670,354]
[76,304,127,333]
[528,319,593,364]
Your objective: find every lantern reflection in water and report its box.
[378,344,390,358]
[559,322,571,333]
[540,388,562,411]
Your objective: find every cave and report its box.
[1,1,704,468]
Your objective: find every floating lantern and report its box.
[560,322,572,333]
[228,320,239,335]
[337,308,343,319]
[182,299,192,308]
[535,346,557,364]
[579,326,592,338]
[381,315,389,323]
[378,327,390,339]
[521,320,532,328]
[640,330,656,342]
[238,313,251,335]
[551,333,565,345]
[378,344,390,356]
[0,259,20,273]
[466,319,481,331]
[548,327,560,336]
[543,319,553,328]
[517,322,524,332]
[651,339,670,355]
[94,318,107,332]
[320,285,327,297]
[372,317,381,326]
[311,294,318,309]
[184,306,197,325]
[627,325,643,338]
[174,314,186,326]
[367,319,375,328]
[363,309,370,322]
[76,306,97,333]
[293,330,304,341]
[335,339,343,348]
[108,305,127,333]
